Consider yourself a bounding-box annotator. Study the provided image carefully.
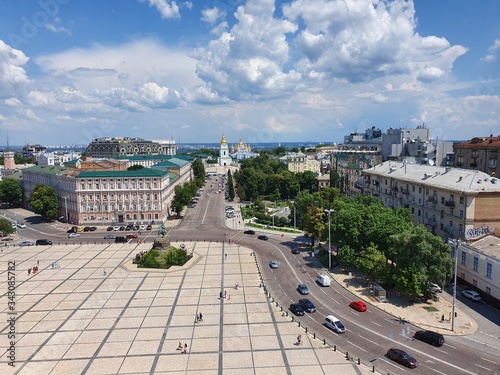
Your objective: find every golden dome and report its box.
[220,134,227,145]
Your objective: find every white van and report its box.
[317,274,331,286]
[324,315,346,333]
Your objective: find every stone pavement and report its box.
[0,240,372,375]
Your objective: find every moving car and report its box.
[317,274,331,286]
[16,223,26,228]
[19,241,34,246]
[244,229,256,235]
[103,235,115,239]
[349,301,367,312]
[414,330,444,346]
[126,233,138,239]
[299,299,316,313]
[461,290,481,301]
[297,284,309,295]
[324,315,346,333]
[114,236,128,243]
[258,235,268,241]
[289,303,305,316]
[386,348,418,368]
[269,260,279,269]
[68,233,80,238]
[36,239,52,246]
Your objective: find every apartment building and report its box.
[362,161,500,239]
[455,236,500,308]
[279,152,306,173]
[86,137,176,158]
[453,135,500,177]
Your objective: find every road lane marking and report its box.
[475,363,491,371]
[480,357,497,364]
[346,340,367,352]
[444,343,456,349]
[429,367,447,375]
[358,335,380,346]
[435,348,448,355]
[371,321,382,327]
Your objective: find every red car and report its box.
[126,233,138,239]
[349,301,367,312]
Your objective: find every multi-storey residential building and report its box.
[86,137,176,158]
[453,135,500,177]
[279,152,306,173]
[454,236,500,309]
[37,151,82,166]
[362,161,500,239]
[22,144,47,158]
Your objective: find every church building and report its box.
[218,134,232,166]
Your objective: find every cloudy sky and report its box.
[0,0,498,147]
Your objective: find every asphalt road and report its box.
[3,175,500,375]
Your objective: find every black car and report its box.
[291,248,300,254]
[83,226,91,232]
[146,225,152,230]
[289,303,305,316]
[244,230,256,235]
[125,225,133,231]
[107,226,113,231]
[36,239,52,246]
[119,226,125,231]
[386,348,418,368]
[257,235,268,240]
[414,330,444,347]
[90,226,97,231]
[299,299,316,313]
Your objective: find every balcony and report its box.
[401,188,410,195]
[425,218,437,227]
[427,196,437,203]
[445,200,456,208]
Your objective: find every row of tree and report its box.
[170,160,205,215]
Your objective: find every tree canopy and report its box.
[28,184,59,220]
[0,218,15,236]
[0,178,23,206]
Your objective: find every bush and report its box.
[140,249,161,268]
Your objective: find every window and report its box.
[473,256,478,272]
[461,251,466,266]
[486,262,492,279]
[412,185,415,192]
[95,183,99,189]
[460,210,464,218]
[418,187,422,193]
[441,197,445,204]
[418,209,421,217]
[460,196,464,205]
[485,286,491,295]
[425,188,429,195]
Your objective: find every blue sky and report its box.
[0,0,498,147]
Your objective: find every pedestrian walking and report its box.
[224,290,227,298]
[441,314,445,322]
[297,335,302,345]
[219,291,223,300]
[199,312,203,321]
[182,343,188,354]
[27,268,31,275]
[37,260,39,266]
[177,341,183,350]
[103,269,106,275]
[227,294,231,300]
[224,253,227,260]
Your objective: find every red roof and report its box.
[455,136,500,149]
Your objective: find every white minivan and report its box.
[317,274,331,286]
[324,315,346,333]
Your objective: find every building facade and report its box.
[453,135,500,177]
[279,152,306,173]
[22,144,47,158]
[230,138,258,160]
[218,134,232,167]
[37,151,82,166]
[362,161,500,240]
[86,137,176,158]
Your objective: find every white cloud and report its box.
[0,40,30,95]
[201,7,226,25]
[139,0,180,19]
[44,23,71,35]
[4,98,22,107]
[481,39,500,62]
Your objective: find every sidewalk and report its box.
[328,267,478,336]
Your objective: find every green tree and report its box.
[298,171,318,193]
[303,206,325,246]
[0,178,23,205]
[28,184,59,220]
[0,218,15,236]
[192,159,206,183]
[338,245,356,267]
[127,164,144,171]
[227,170,235,201]
[356,243,387,281]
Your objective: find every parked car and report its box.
[139,225,146,230]
[68,233,80,238]
[83,226,91,232]
[269,260,279,269]
[119,226,125,231]
[414,330,445,347]
[291,247,300,254]
[107,226,114,231]
[349,301,367,312]
[429,282,442,293]
[297,284,309,295]
[19,241,34,246]
[146,225,152,230]
[126,225,133,231]
[462,290,481,301]
[36,239,52,246]
[289,303,305,316]
[126,233,138,239]
[386,348,418,368]
[103,235,115,239]
[89,226,97,231]
[258,235,268,241]
[299,299,316,313]
[324,315,346,333]
[113,226,120,231]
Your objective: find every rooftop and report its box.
[76,169,168,178]
[455,136,500,149]
[363,161,500,193]
[469,235,500,262]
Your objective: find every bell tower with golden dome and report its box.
[218,134,232,166]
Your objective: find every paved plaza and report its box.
[0,240,369,375]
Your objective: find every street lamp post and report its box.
[324,209,334,270]
[451,239,462,332]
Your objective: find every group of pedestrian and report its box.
[219,290,231,301]
[177,342,188,354]
[27,265,39,275]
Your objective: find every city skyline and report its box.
[0,0,498,146]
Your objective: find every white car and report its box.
[113,226,120,231]
[68,233,81,238]
[461,290,481,301]
[16,223,27,228]
[429,282,442,293]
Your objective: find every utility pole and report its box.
[324,209,334,270]
[450,239,462,332]
[62,196,69,229]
